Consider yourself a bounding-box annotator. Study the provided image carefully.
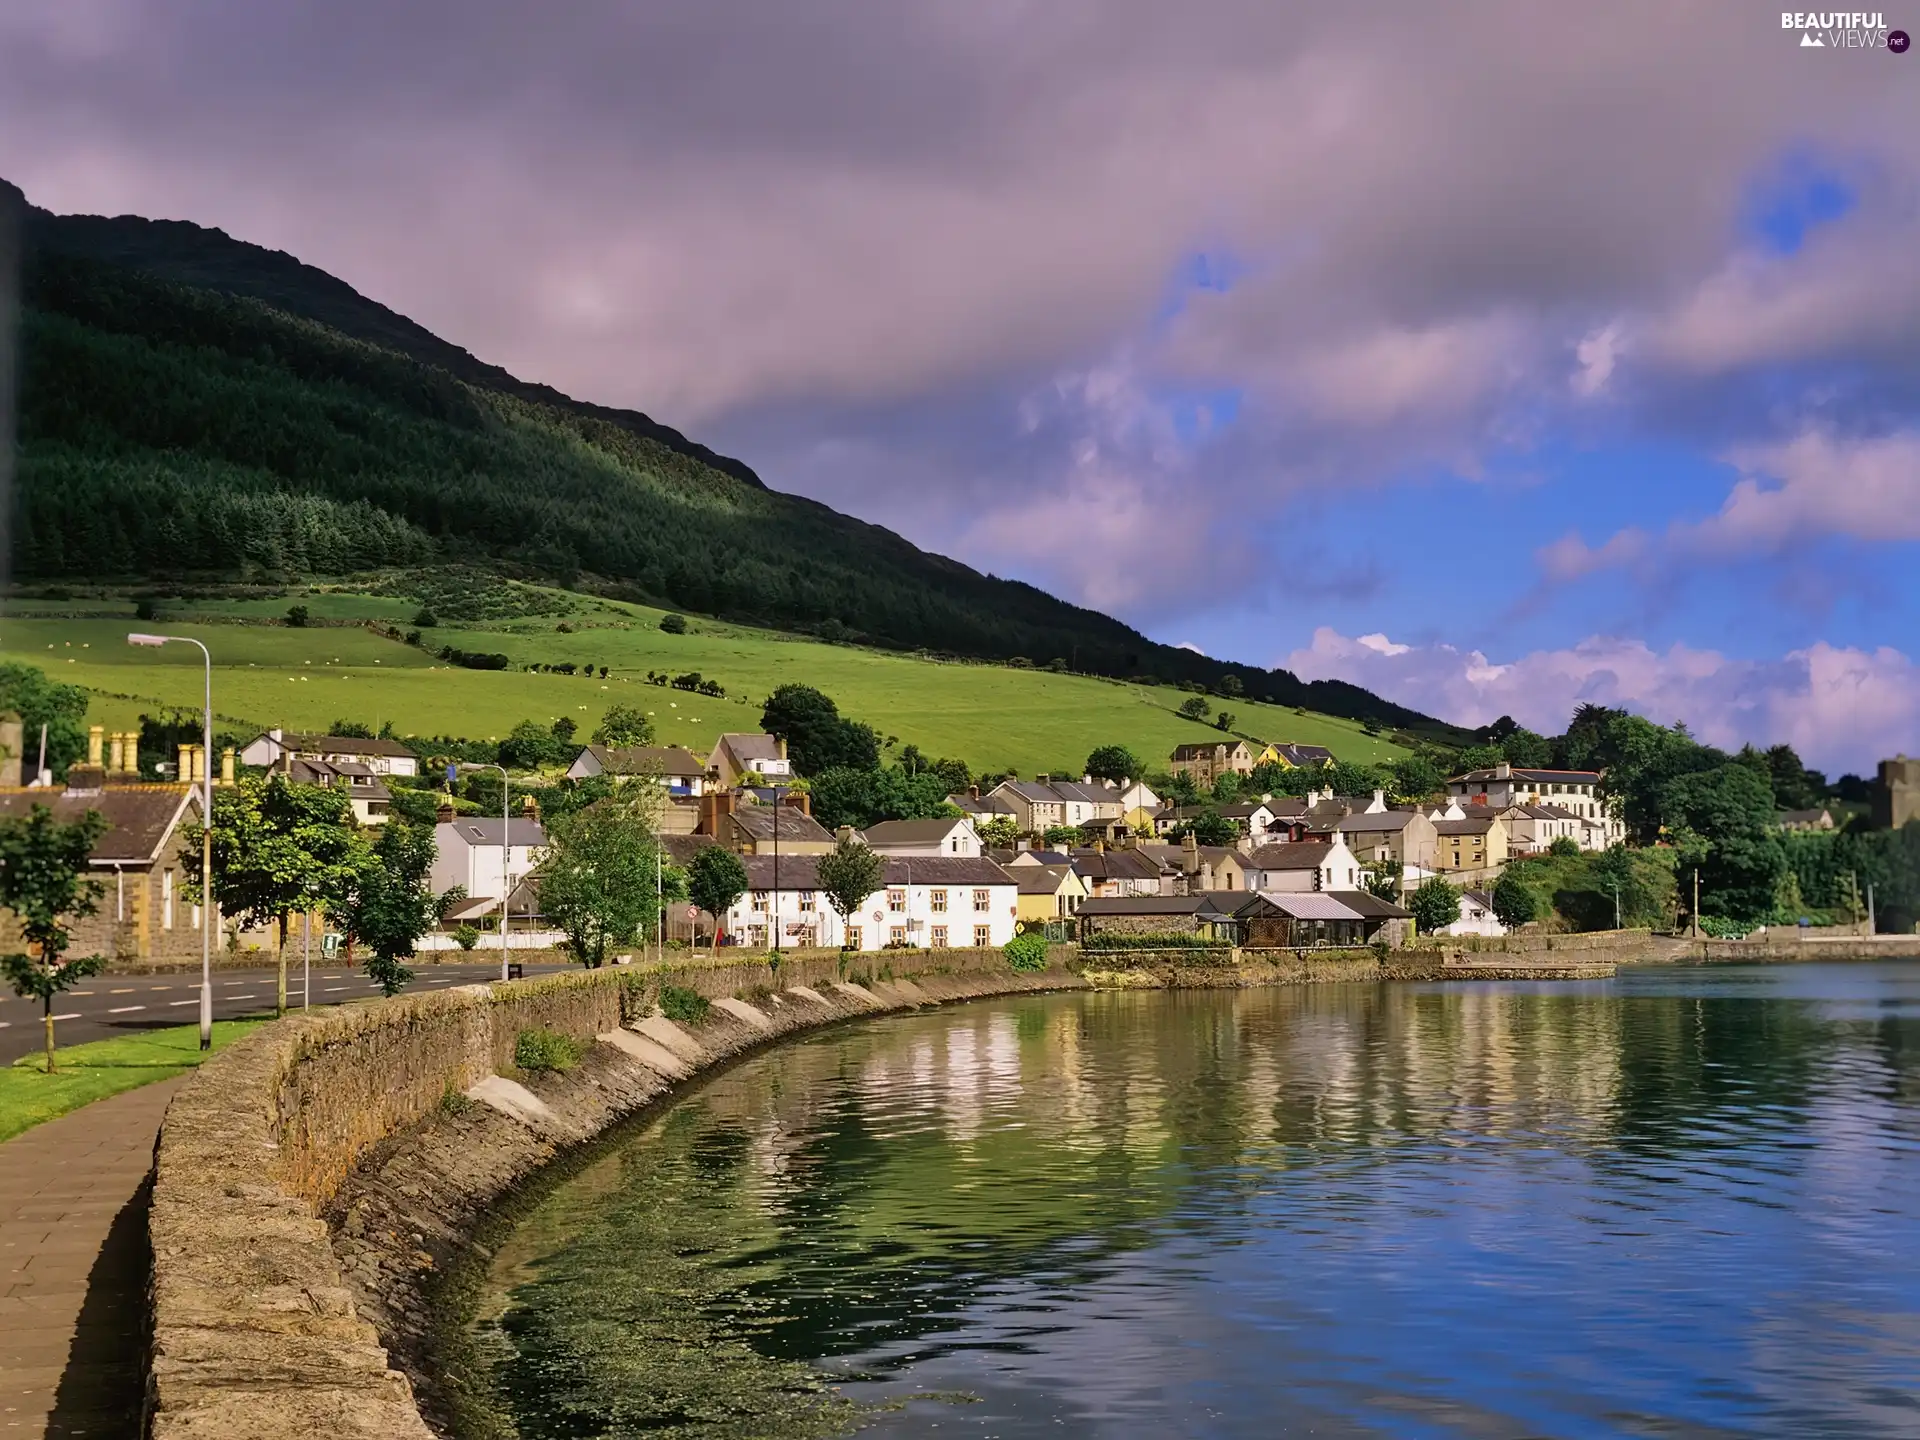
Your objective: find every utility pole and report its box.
[1868,882,1877,937]
[1692,868,1700,940]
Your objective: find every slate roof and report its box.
[440,817,548,847]
[277,733,417,760]
[1263,892,1364,920]
[1434,817,1496,836]
[659,833,721,867]
[729,806,834,844]
[1448,767,1600,785]
[1076,894,1228,917]
[0,784,197,864]
[578,744,706,777]
[715,733,784,765]
[1245,842,1335,870]
[737,855,1015,889]
[1014,865,1076,895]
[1068,848,1163,882]
[1335,810,1415,833]
[1328,890,1413,919]
[862,818,974,846]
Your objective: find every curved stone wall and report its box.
[145,950,1085,1439]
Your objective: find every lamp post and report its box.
[451,762,512,981]
[128,633,214,1050]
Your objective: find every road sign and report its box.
[686,904,699,920]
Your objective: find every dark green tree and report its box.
[1084,745,1142,784]
[0,806,109,1071]
[1173,808,1235,847]
[539,796,662,968]
[1490,871,1537,928]
[1409,876,1461,934]
[1362,858,1403,901]
[1388,753,1445,801]
[591,703,656,748]
[332,819,441,995]
[658,613,688,634]
[0,664,90,777]
[1662,763,1787,925]
[1177,696,1211,721]
[816,833,885,950]
[761,685,880,775]
[687,846,749,951]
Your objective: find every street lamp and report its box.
[449,761,512,981]
[128,633,214,1051]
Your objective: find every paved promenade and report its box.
[0,1076,186,1439]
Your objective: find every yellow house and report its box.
[1253,742,1336,769]
[1014,864,1088,925]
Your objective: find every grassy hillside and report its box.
[0,589,1409,777]
[3,178,1465,745]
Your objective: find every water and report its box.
[460,965,1920,1438]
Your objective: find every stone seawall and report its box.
[1079,948,1616,988]
[145,949,1087,1439]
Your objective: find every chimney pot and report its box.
[191,746,207,784]
[968,785,980,800]
[436,799,455,824]
[88,725,105,768]
[177,743,193,782]
[221,747,236,785]
[776,735,788,761]
[109,732,125,774]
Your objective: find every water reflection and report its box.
[464,965,1920,1438]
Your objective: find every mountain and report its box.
[0,179,1465,743]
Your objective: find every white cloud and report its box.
[1287,627,1920,775]
[1571,321,1623,396]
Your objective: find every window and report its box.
[931,925,948,948]
[887,888,906,913]
[930,888,948,913]
[974,925,992,948]
[890,926,907,946]
[972,888,991,912]
[846,925,863,950]
[950,837,961,853]
[162,868,174,931]
[751,890,768,913]
[799,890,816,912]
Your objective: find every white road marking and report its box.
[109,988,136,994]
[109,1005,146,1014]
[323,986,348,993]
[169,999,199,1007]
[51,1013,80,1021]
[227,993,259,1000]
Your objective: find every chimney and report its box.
[1495,761,1511,780]
[787,789,811,816]
[88,725,105,767]
[221,747,236,785]
[1199,860,1214,890]
[836,825,856,845]
[177,743,193,782]
[1094,838,1105,854]
[437,798,455,824]
[1036,773,1050,785]
[968,785,980,800]
[1082,773,1093,785]
[1182,832,1199,874]
[109,732,125,774]
[122,732,140,774]
[1372,789,1385,810]
[776,736,787,761]
[0,712,20,789]
[64,763,106,796]
[191,746,207,785]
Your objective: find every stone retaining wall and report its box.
[145,947,1084,1439]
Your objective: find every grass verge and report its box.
[0,1017,270,1144]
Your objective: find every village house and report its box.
[239,728,420,778]
[428,806,548,915]
[1440,889,1507,937]
[1074,892,1246,942]
[1446,763,1619,843]
[1168,740,1255,786]
[1014,864,1088,926]
[1333,808,1438,872]
[1498,803,1584,855]
[706,733,793,790]
[1136,836,1253,892]
[1153,799,1281,840]
[987,778,1071,832]
[720,854,1019,951]
[700,791,834,855]
[1067,845,1164,898]
[1239,891,1412,949]
[862,816,982,857]
[1778,807,1837,832]
[0,725,209,963]
[565,744,708,795]
[1433,814,1510,874]
[1254,742,1336,769]
[1243,837,1363,894]
[283,756,392,826]
[949,788,1018,823]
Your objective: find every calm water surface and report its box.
[462,965,1920,1439]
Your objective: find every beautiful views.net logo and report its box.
[1781,11,1910,49]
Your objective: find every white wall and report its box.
[724,881,1018,951]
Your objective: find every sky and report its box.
[3,2,1917,776]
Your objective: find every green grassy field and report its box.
[0,589,1409,776]
[0,1017,268,1143]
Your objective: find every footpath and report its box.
[0,1076,185,1439]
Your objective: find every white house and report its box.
[566,744,707,796]
[239,729,420,778]
[1499,804,1584,855]
[709,733,792,788]
[284,757,392,826]
[1446,764,1621,843]
[430,814,548,907]
[1243,837,1362,894]
[1441,889,1507,937]
[719,855,1019,952]
[861,817,982,857]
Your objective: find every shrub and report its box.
[134,598,157,621]
[453,923,480,951]
[659,612,688,634]
[413,607,438,627]
[514,1027,584,1073]
[1698,915,1749,939]
[1005,931,1049,972]
[285,604,310,627]
[660,982,710,1024]
[1548,835,1582,858]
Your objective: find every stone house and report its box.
[700,792,834,855]
[1334,809,1437,872]
[1168,740,1255,785]
[565,744,708,795]
[1777,807,1836,832]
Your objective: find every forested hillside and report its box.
[3,179,1460,741]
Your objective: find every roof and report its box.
[949,793,1015,815]
[1068,848,1163,881]
[862,818,973,845]
[285,757,390,796]
[276,733,418,760]
[1272,743,1334,764]
[1448,767,1600,785]
[1170,741,1243,761]
[1135,842,1241,869]
[1076,894,1228,917]
[578,744,706,777]
[1335,810,1414,833]
[0,784,197,864]
[729,806,833,844]
[1049,780,1123,805]
[1263,892,1364,920]
[1461,889,1494,909]
[1014,865,1076,895]
[1245,842,1334,871]
[659,833,720,867]
[1002,849,1071,867]
[1779,807,1833,825]
[736,855,1014,890]
[1328,890,1413,919]
[439,817,547,847]
[715,733,784,765]
[1434,817,1495,836]
[996,780,1064,805]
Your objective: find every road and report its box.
[0,961,573,1065]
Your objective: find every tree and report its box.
[1213,710,1237,733]
[498,719,568,771]
[592,703,656,748]
[329,718,375,739]
[551,715,578,744]
[686,846,748,952]
[539,796,662,968]
[1217,674,1244,698]
[1499,727,1553,768]
[977,816,1018,849]
[0,806,109,1071]
[816,833,884,950]
[658,613,688,634]
[761,685,880,776]
[1548,835,1581,857]
[1084,745,1142,784]
[1172,808,1235,847]
[332,819,441,995]
[1211,771,1243,803]
[1389,754,1444,801]
[1042,824,1083,847]
[1362,858,1403,901]
[1662,763,1787,925]
[1592,843,1659,928]
[1490,872,1537,928]
[190,775,365,1015]
[1409,876,1461,934]
[807,766,958,831]
[286,604,310,627]
[0,663,91,777]
[1178,696,1212,721]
